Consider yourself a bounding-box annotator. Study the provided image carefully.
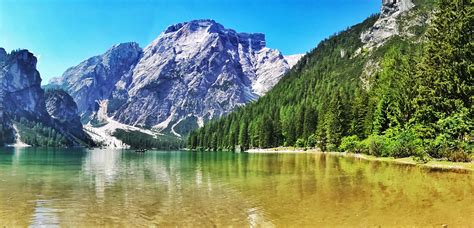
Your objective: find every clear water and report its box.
[0,148,472,226]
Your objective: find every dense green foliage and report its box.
[16,118,69,147]
[113,129,184,150]
[189,0,473,162]
[0,126,15,146]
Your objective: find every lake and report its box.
[0,148,472,226]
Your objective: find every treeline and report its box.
[16,118,70,147]
[188,0,473,162]
[0,126,15,146]
[113,129,184,150]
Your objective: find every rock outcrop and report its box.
[361,0,415,48]
[0,49,50,122]
[0,48,92,146]
[45,89,90,142]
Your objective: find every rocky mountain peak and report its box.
[382,0,414,16]
[49,20,304,138]
[153,19,266,53]
[382,0,398,5]
[164,19,219,33]
[0,48,6,61]
[105,42,141,58]
[49,42,143,120]
[44,89,89,142]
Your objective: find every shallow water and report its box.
[0,148,472,226]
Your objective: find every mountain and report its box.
[48,42,143,123]
[189,0,472,161]
[44,89,91,143]
[0,48,93,147]
[49,19,302,138]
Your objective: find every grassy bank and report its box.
[246,147,474,172]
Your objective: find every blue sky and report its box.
[0,0,380,84]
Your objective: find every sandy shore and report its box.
[246,148,474,172]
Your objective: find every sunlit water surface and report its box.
[0,148,472,226]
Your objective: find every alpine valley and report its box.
[46,19,303,148]
[189,0,473,162]
[0,0,473,226]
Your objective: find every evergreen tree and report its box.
[238,121,249,151]
[259,114,274,148]
[303,105,318,139]
[350,89,368,138]
[326,90,347,150]
[414,0,473,140]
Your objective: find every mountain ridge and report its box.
[49,19,303,139]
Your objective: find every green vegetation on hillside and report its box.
[113,129,184,150]
[0,126,15,146]
[15,118,69,147]
[188,0,473,162]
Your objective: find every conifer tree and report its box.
[414,0,473,139]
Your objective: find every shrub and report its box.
[327,143,340,152]
[426,134,472,161]
[295,138,306,148]
[446,149,472,162]
[356,138,370,154]
[339,135,360,153]
[437,109,473,143]
[444,142,473,162]
[307,134,317,148]
[425,135,451,159]
[388,129,424,158]
[367,135,388,157]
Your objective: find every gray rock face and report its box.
[116,19,294,132]
[45,89,88,141]
[0,50,49,122]
[361,0,415,48]
[0,48,6,61]
[51,19,302,136]
[49,42,142,121]
[0,48,14,143]
[0,48,91,146]
[358,0,424,92]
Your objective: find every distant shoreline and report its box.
[246,148,474,172]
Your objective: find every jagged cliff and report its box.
[361,0,415,49]
[0,48,93,147]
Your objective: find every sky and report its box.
[0,0,381,84]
